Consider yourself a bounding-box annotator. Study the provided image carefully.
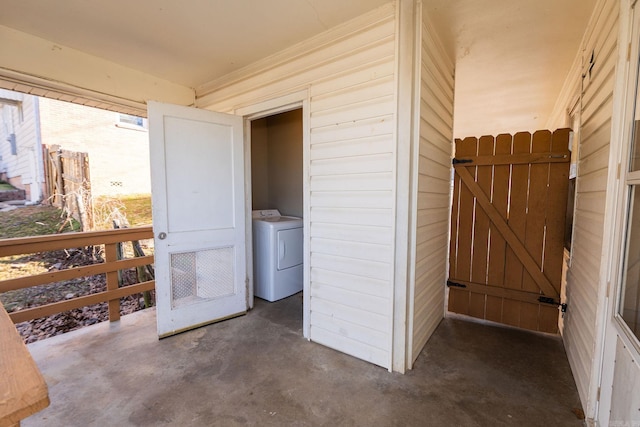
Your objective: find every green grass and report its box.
[93,194,152,230]
[0,181,16,191]
[120,195,152,226]
[0,195,151,238]
[0,205,79,239]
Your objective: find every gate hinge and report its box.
[446,280,467,288]
[452,158,473,165]
[538,296,568,313]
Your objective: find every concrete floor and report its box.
[24,294,584,426]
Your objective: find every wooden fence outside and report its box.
[0,226,154,324]
[42,145,93,230]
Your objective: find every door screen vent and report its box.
[170,247,235,308]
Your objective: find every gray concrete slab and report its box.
[24,294,584,426]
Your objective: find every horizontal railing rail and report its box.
[0,226,154,324]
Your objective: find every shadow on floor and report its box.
[24,294,583,426]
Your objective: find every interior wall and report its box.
[250,118,269,210]
[250,109,303,217]
[267,109,303,217]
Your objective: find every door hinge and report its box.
[452,158,472,165]
[628,43,632,62]
[617,162,621,180]
[446,280,467,288]
[597,386,601,401]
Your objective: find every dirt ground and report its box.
[0,203,154,343]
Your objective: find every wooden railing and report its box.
[0,226,154,324]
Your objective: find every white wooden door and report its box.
[148,101,246,338]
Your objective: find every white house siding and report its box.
[563,0,618,408]
[198,4,398,369]
[609,336,640,424]
[411,20,455,364]
[0,89,43,202]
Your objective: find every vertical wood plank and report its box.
[449,140,461,282]
[469,135,494,319]
[472,135,494,285]
[544,129,571,292]
[520,131,551,330]
[105,243,120,321]
[503,132,531,326]
[448,137,477,315]
[504,132,530,290]
[486,134,511,323]
[520,302,540,331]
[468,293,486,320]
[448,140,462,315]
[522,130,551,294]
[539,304,560,334]
[502,299,520,327]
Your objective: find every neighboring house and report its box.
[0,89,44,203]
[0,89,151,202]
[38,98,151,197]
[1,1,639,425]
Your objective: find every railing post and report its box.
[104,243,120,321]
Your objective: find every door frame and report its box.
[232,89,311,338]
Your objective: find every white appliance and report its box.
[252,209,303,302]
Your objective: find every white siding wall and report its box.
[0,89,43,202]
[562,0,618,409]
[609,337,640,424]
[198,4,398,369]
[411,19,454,363]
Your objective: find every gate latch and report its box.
[538,296,568,313]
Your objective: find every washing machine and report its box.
[252,209,303,302]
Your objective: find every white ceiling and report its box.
[0,0,390,88]
[0,0,597,138]
[424,0,597,137]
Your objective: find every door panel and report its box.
[277,228,303,270]
[149,101,246,338]
[448,129,571,333]
[163,116,235,232]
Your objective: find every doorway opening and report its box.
[249,108,304,326]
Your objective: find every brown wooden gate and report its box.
[448,129,571,334]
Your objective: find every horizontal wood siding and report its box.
[412,20,455,363]
[197,4,397,369]
[0,90,42,202]
[563,0,618,406]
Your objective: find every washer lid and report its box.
[252,209,281,219]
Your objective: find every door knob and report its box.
[158,232,167,240]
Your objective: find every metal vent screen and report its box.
[170,247,235,308]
